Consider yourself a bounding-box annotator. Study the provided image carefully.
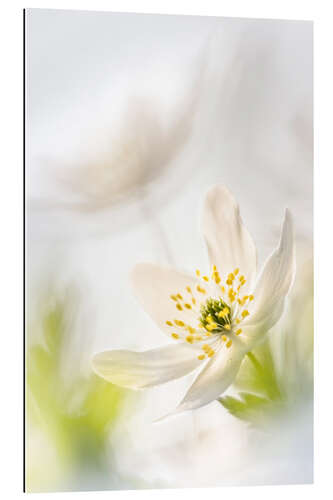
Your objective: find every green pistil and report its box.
[199,298,231,332]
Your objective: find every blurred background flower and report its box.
[26,9,313,492]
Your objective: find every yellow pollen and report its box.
[220,286,225,293]
[186,335,194,344]
[226,340,232,348]
[228,273,235,280]
[187,326,195,334]
[196,285,206,294]
[224,324,231,331]
[203,276,209,282]
[186,286,192,293]
[208,349,215,357]
[239,275,245,281]
[236,318,241,324]
[226,279,233,286]
[192,297,196,305]
[174,320,185,327]
[196,269,201,277]
[171,333,179,339]
[177,294,183,300]
[221,335,227,342]
[185,303,192,309]
[176,304,183,311]
[197,354,205,360]
[166,321,173,326]
[236,328,242,335]
[249,295,254,301]
[234,268,239,275]
[241,310,250,318]
[202,344,210,352]
[206,323,217,331]
[170,295,178,301]
[195,335,203,341]
[213,265,217,271]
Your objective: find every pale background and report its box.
[2,0,333,499]
[25,8,314,492]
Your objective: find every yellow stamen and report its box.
[186,335,194,344]
[203,276,209,282]
[226,340,232,348]
[234,268,239,275]
[196,269,201,277]
[174,320,185,327]
[221,335,227,342]
[197,354,205,360]
[236,329,242,335]
[192,297,196,305]
[208,349,215,357]
[171,333,179,339]
[186,286,192,293]
[176,304,183,311]
[177,294,183,300]
[185,303,192,309]
[170,295,178,301]
[224,324,231,331]
[166,321,173,326]
[241,310,250,318]
[249,295,254,301]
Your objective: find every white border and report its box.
[1,1,332,499]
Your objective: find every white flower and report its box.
[92,186,295,417]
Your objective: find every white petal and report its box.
[243,209,295,335]
[202,185,257,291]
[131,263,198,335]
[168,339,247,414]
[91,343,204,389]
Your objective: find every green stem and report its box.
[246,351,263,372]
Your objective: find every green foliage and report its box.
[218,342,284,426]
[26,299,129,491]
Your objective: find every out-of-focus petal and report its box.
[242,209,295,337]
[202,185,257,292]
[91,343,204,389]
[131,263,198,336]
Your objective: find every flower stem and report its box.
[246,351,262,371]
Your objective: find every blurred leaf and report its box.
[26,296,131,492]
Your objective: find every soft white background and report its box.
[0,0,332,499]
[24,8,313,491]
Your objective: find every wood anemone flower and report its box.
[92,185,295,418]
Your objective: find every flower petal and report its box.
[91,343,204,389]
[131,263,198,336]
[242,209,295,336]
[202,186,257,291]
[167,339,247,414]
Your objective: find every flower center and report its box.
[165,265,254,360]
[199,298,231,333]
